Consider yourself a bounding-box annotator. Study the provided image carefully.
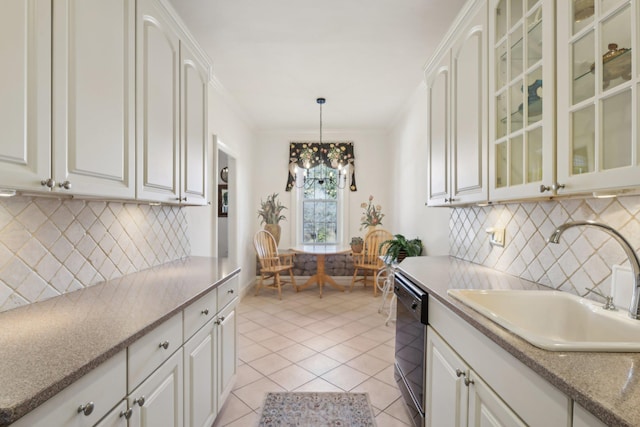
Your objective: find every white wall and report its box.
[252,129,392,248]
[387,83,450,256]
[186,82,257,293]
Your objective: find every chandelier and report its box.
[293,98,347,189]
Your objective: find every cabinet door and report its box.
[556,0,640,194]
[488,0,556,201]
[52,0,135,198]
[95,401,128,427]
[0,0,51,192]
[450,1,488,205]
[129,350,184,427]
[467,372,526,427]
[183,319,217,427]
[426,327,467,427]
[136,0,181,203]
[180,41,209,205]
[426,52,451,206]
[217,302,237,406]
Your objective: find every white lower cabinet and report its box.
[428,298,571,427]
[217,301,237,406]
[572,403,607,427]
[11,350,127,427]
[426,327,525,427]
[127,349,184,427]
[184,318,217,427]
[95,401,128,427]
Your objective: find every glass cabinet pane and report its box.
[527,0,539,12]
[573,0,595,34]
[571,105,595,174]
[527,8,543,65]
[525,68,543,125]
[497,41,508,88]
[496,142,508,188]
[510,24,524,78]
[602,90,632,169]
[510,135,524,185]
[527,127,543,182]
[510,0,523,26]
[510,80,524,132]
[600,6,632,92]
[496,93,508,138]
[572,31,595,104]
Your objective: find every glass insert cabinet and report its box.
[557,0,639,194]
[489,0,556,201]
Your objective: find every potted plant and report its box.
[381,234,423,263]
[258,193,287,245]
[350,236,364,253]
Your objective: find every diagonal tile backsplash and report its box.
[0,197,190,313]
[450,195,640,299]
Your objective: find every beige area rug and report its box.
[257,392,377,427]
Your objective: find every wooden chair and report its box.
[350,228,393,296]
[253,230,297,299]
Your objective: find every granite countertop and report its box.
[0,257,240,426]
[398,256,640,427]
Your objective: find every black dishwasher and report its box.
[394,272,428,427]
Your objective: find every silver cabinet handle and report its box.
[455,369,465,378]
[464,377,475,386]
[58,180,72,190]
[201,308,209,315]
[176,197,187,202]
[159,341,170,350]
[40,178,55,188]
[540,184,552,193]
[134,396,146,407]
[214,316,225,325]
[540,183,565,193]
[227,289,234,294]
[120,408,133,419]
[77,402,95,416]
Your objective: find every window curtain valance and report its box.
[285,142,357,191]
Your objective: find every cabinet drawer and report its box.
[12,351,126,427]
[217,276,238,311]
[183,288,217,341]
[128,312,182,392]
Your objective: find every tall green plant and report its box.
[381,234,423,262]
[257,193,287,225]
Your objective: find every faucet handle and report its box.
[584,287,617,311]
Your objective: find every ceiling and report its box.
[168,0,467,131]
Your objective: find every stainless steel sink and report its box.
[447,289,640,352]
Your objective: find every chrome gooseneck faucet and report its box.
[547,220,640,319]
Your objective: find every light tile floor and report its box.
[212,278,412,426]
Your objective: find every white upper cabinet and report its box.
[136,0,181,203]
[137,0,210,205]
[426,53,451,206]
[426,0,488,206]
[556,0,640,195]
[0,0,51,192]
[52,0,136,198]
[488,0,556,201]
[180,40,209,206]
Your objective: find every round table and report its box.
[290,245,351,298]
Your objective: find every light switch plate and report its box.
[612,264,633,310]
[486,227,505,247]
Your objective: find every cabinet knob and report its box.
[40,178,56,188]
[455,369,465,378]
[133,396,146,407]
[159,341,170,350]
[201,308,209,315]
[227,289,234,294]
[176,197,187,202]
[464,377,475,386]
[120,408,133,419]
[539,184,551,193]
[77,402,95,416]
[540,183,565,193]
[215,316,225,325]
[58,180,72,190]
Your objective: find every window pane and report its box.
[302,164,339,244]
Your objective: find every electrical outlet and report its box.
[486,227,505,247]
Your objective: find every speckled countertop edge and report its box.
[0,257,240,426]
[398,256,640,427]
